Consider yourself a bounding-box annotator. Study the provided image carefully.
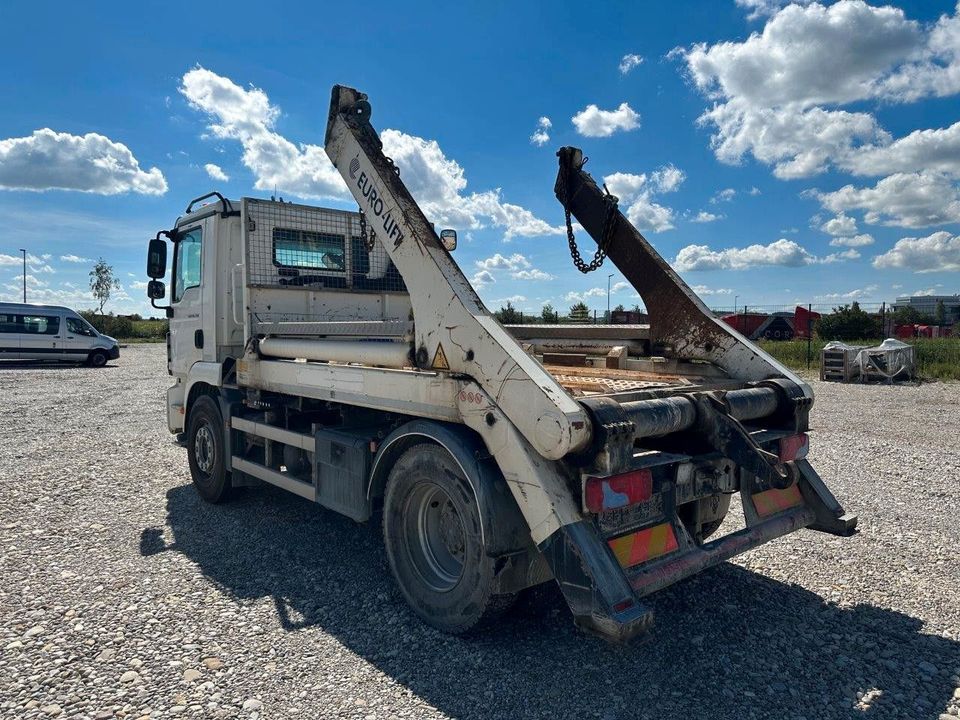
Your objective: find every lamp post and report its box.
[19,249,26,302]
[607,273,614,323]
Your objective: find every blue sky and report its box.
[1,0,959,317]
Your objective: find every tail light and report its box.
[778,433,809,462]
[584,469,653,513]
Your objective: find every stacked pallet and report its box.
[820,345,859,382]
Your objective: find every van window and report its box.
[173,227,202,303]
[273,228,345,271]
[21,315,60,335]
[0,314,18,333]
[67,317,97,337]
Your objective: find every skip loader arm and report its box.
[555,147,812,395]
[324,86,594,544]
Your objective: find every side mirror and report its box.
[147,238,167,279]
[440,229,457,252]
[147,280,166,300]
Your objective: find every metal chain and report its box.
[558,157,620,273]
[357,209,376,252]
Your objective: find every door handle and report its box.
[67,336,75,339]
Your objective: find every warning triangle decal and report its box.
[431,343,450,370]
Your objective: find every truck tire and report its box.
[698,493,732,541]
[382,443,514,634]
[187,395,233,504]
[87,350,108,368]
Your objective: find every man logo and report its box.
[349,156,360,179]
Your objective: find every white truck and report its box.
[145,85,856,641]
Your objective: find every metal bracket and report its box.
[691,392,795,492]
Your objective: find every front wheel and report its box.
[87,350,108,368]
[382,443,514,634]
[187,395,233,503]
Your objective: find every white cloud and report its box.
[829,233,874,248]
[29,263,55,274]
[651,165,684,193]
[818,283,879,300]
[692,211,723,223]
[180,66,347,200]
[674,238,827,270]
[530,116,552,147]
[710,188,736,203]
[0,129,166,195]
[471,270,496,287]
[690,284,733,295]
[820,213,857,236]
[512,268,554,281]
[495,295,527,304]
[912,286,943,296]
[0,253,49,267]
[475,252,530,272]
[204,163,229,181]
[619,54,645,75]
[872,230,960,272]
[60,254,90,263]
[129,280,150,290]
[748,186,762,195]
[571,102,641,137]
[811,172,960,228]
[843,121,960,178]
[603,166,685,233]
[676,1,960,180]
[181,67,561,239]
[735,0,813,21]
[820,248,861,263]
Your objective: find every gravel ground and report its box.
[1,343,959,720]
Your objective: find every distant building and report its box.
[892,295,960,324]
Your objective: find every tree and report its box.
[540,303,556,323]
[935,299,946,326]
[892,306,934,326]
[89,258,121,314]
[613,304,625,313]
[816,302,880,341]
[494,301,521,324]
[569,301,590,323]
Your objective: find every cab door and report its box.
[65,315,99,359]
[169,223,205,376]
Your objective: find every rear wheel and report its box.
[87,350,108,368]
[383,443,514,634]
[187,395,232,503]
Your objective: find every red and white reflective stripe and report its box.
[778,433,809,462]
[584,469,653,513]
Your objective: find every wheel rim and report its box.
[92,353,106,367]
[194,423,215,475]
[403,483,466,593]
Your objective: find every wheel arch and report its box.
[369,419,530,556]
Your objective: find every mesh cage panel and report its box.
[244,198,407,294]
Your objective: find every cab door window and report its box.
[67,317,97,337]
[173,228,202,303]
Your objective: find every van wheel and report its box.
[187,395,232,503]
[87,350,108,367]
[383,443,514,634]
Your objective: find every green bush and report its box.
[78,311,166,339]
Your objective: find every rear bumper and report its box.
[627,505,814,597]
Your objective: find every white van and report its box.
[0,303,120,367]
